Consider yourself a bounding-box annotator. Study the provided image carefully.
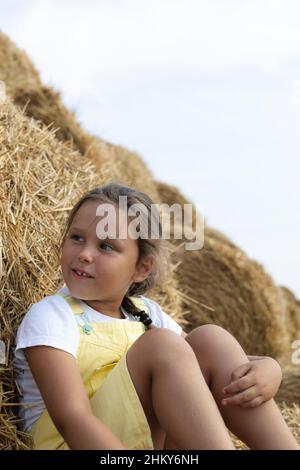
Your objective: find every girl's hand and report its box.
[221,357,282,408]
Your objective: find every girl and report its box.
[13,183,299,450]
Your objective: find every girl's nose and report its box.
[78,247,94,263]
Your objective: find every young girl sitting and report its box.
[13,183,299,450]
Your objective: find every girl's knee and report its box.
[136,327,195,361]
[186,323,228,340]
[144,327,189,347]
[127,328,195,383]
[185,324,235,354]
[143,327,184,343]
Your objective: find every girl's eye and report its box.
[68,235,113,252]
[99,242,113,252]
[70,234,84,242]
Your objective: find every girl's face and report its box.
[61,200,152,314]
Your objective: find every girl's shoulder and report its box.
[17,293,78,339]
[15,293,79,358]
[26,292,76,318]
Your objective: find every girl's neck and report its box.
[83,299,126,319]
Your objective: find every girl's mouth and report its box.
[71,269,94,279]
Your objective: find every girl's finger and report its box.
[223,372,256,395]
[222,385,258,406]
[230,362,252,382]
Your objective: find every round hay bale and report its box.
[0,32,88,153]
[0,33,164,222]
[0,32,189,330]
[230,403,300,449]
[279,286,300,345]
[279,403,300,445]
[156,181,239,249]
[0,35,186,240]
[0,99,184,449]
[0,32,166,202]
[0,98,100,449]
[0,32,41,98]
[14,87,89,154]
[156,182,290,358]
[86,139,160,203]
[174,238,289,358]
[1,32,299,449]
[276,365,300,407]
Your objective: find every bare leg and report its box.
[184,325,299,450]
[126,328,235,450]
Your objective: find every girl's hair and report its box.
[60,182,167,328]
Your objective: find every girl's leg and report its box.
[184,325,299,450]
[126,328,235,450]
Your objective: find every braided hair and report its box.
[121,296,156,330]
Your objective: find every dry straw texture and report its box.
[156,182,294,358]
[230,403,300,450]
[0,99,100,448]
[0,97,183,448]
[0,31,300,449]
[276,365,300,407]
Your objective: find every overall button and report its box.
[82,324,93,335]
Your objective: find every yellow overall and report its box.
[30,294,154,450]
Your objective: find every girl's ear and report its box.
[133,255,155,283]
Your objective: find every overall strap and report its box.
[57,293,149,316]
[57,293,84,315]
[57,292,153,334]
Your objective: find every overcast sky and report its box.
[2,0,300,298]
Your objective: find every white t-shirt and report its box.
[13,286,182,432]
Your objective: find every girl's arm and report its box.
[25,346,126,450]
[247,355,271,361]
[181,329,282,408]
[222,356,282,408]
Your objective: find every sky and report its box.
[1,0,300,298]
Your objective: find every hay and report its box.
[0,32,164,201]
[156,181,238,249]
[279,286,300,345]
[85,139,161,203]
[14,87,89,154]
[156,182,290,358]
[280,403,300,444]
[173,238,290,357]
[0,365,32,449]
[0,32,299,449]
[230,403,300,449]
[0,99,185,449]
[0,32,41,99]
[0,33,184,324]
[0,31,88,154]
[0,29,184,322]
[0,98,101,448]
[276,365,300,407]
